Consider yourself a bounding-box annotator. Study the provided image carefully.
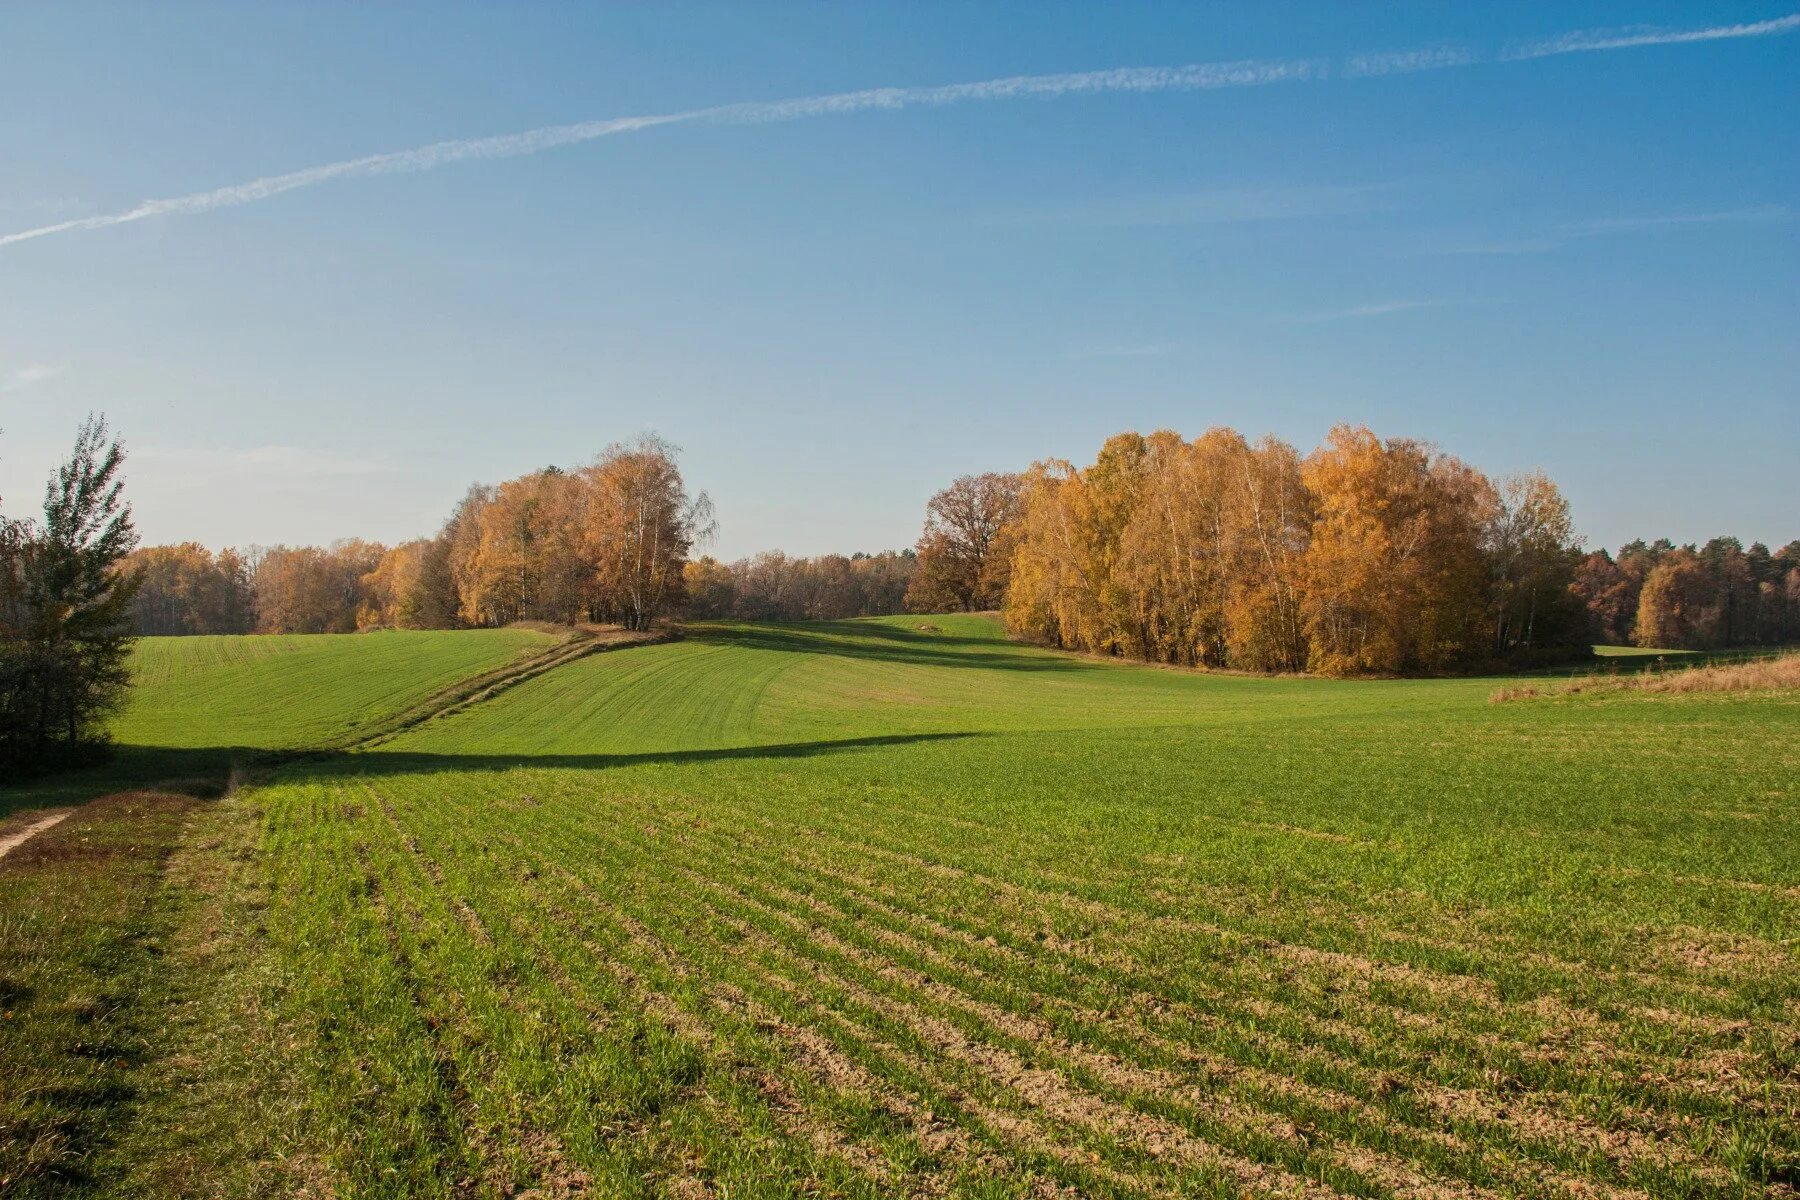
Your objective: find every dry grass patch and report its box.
[1492,650,1800,702]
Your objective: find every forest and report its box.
[114,424,1798,670]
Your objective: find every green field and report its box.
[2,617,1796,1198]
[116,628,557,751]
[1,627,559,815]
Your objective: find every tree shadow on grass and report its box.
[3,617,1034,814]
[340,730,987,778]
[1,745,244,817]
[2,732,988,813]
[688,620,1092,673]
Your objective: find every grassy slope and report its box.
[1,628,556,816]
[224,616,1798,1198]
[116,628,557,751]
[389,616,1428,756]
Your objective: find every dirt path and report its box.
[0,808,73,861]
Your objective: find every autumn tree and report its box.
[1115,430,1230,665]
[682,556,739,618]
[1299,426,1494,674]
[848,550,919,618]
[361,537,459,629]
[1104,429,1314,670]
[126,542,255,635]
[252,540,384,634]
[113,436,721,637]
[1003,434,1162,657]
[449,468,587,625]
[581,436,714,631]
[1572,551,1634,644]
[1569,536,1799,650]
[1221,436,1313,671]
[433,439,711,630]
[1757,541,1800,644]
[906,472,1023,613]
[1778,543,1800,644]
[1698,537,1756,646]
[1635,549,1718,649]
[1002,459,1102,653]
[687,550,917,621]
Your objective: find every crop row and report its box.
[253,766,1796,1199]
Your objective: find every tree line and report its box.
[910,426,1795,671]
[1574,537,1800,650]
[109,421,1800,673]
[133,541,919,634]
[125,436,712,636]
[684,550,917,622]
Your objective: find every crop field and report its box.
[1,628,560,817]
[3,616,1797,1198]
[114,627,559,753]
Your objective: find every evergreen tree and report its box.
[0,416,140,768]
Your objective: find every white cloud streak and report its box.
[1288,299,1444,324]
[1017,181,1401,227]
[1445,206,1791,255]
[1567,206,1791,235]
[0,363,66,393]
[2,12,1794,252]
[1343,46,1477,78]
[1072,342,1179,358]
[0,59,1320,252]
[1502,13,1800,60]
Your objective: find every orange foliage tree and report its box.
[252,541,385,634]
[991,424,1588,675]
[125,542,255,635]
[1299,426,1495,674]
[1634,549,1718,649]
[1574,537,1799,651]
[446,436,711,630]
[129,437,712,636]
[360,537,458,630]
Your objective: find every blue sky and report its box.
[1,2,1795,559]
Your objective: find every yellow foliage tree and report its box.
[1299,426,1493,674]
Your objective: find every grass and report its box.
[2,615,1796,1197]
[0,793,200,1193]
[113,627,558,752]
[2,627,558,817]
[1593,644,1697,659]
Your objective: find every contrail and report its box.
[1502,12,1800,59]
[0,57,1326,250]
[3,13,1794,252]
[0,113,689,249]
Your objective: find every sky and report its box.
[1,2,1795,561]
